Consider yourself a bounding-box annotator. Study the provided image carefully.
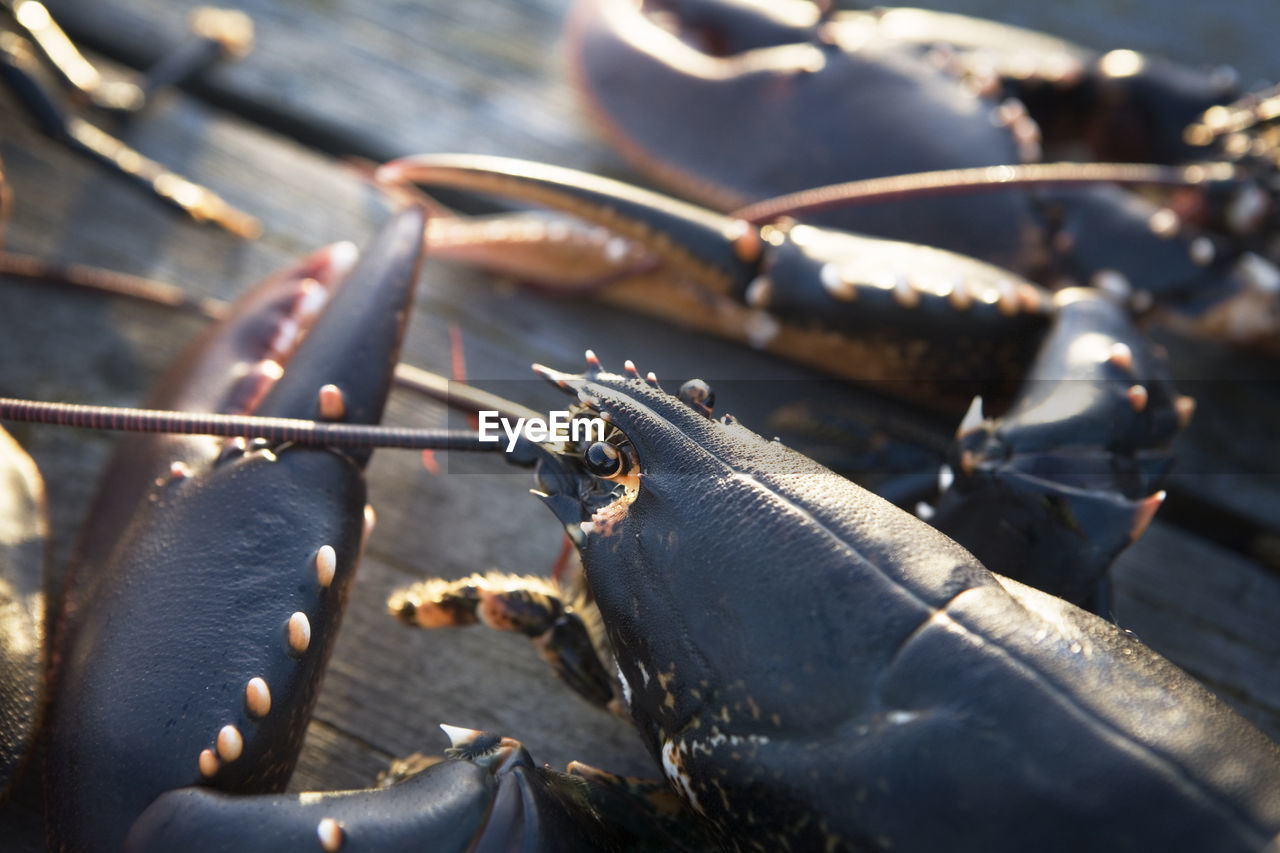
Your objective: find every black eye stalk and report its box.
[678,379,715,417]
[584,441,627,479]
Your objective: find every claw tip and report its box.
[1130,491,1166,542]
[439,723,483,749]
[957,395,985,437]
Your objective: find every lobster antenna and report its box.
[732,161,1241,225]
[0,252,544,425]
[0,398,503,452]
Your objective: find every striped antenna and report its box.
[732,162,1239,225]
[0,398,500,452]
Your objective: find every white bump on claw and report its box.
[1189,237,1216,267]
[245,677,272,718]
[948,278,973,310]
[745,275,773,308]
[1106,342,1134,371]
[1176,396,1197,427]
[198,748,219,778]
[288,611,312,654]
[994,278,1018,316]
[1147,208,1180,239]
[315,545,337,588]
[317,817,344,852]
[819,263,856,301]
[1091,269,1131,300]
[604,236,630,265]
[892,275,920,309]
[1099,49,1144,78]
[216,725,243,762]
[1127,384,1149,412]
[317,384,346,420]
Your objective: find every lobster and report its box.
[564,0,1280,352]
[0,154,1270,847]
[8,320,1280,849]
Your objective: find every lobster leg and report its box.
[45,208,426,851]
[0,426,46,799]
[388,569,618,709]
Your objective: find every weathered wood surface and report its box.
[0,0,1278,849]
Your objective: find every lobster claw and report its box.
[0,427,46,799]
[564,0,1034,268]
[927,288,1186,610]
[380,154,1053,407]
[45,208,426,851]
[124,728,628,852]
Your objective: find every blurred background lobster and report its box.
[1,0,1279,849]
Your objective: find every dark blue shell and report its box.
[536,361,1280,851]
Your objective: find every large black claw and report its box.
[45,209,426,852]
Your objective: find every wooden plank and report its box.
[1112,522,1280,737]
[0,1,1278,850]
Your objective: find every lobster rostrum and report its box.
[381,153,1185,609]
[565,0,1280,350]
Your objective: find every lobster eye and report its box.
[679,379,715,417]
[584,441,627,478]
